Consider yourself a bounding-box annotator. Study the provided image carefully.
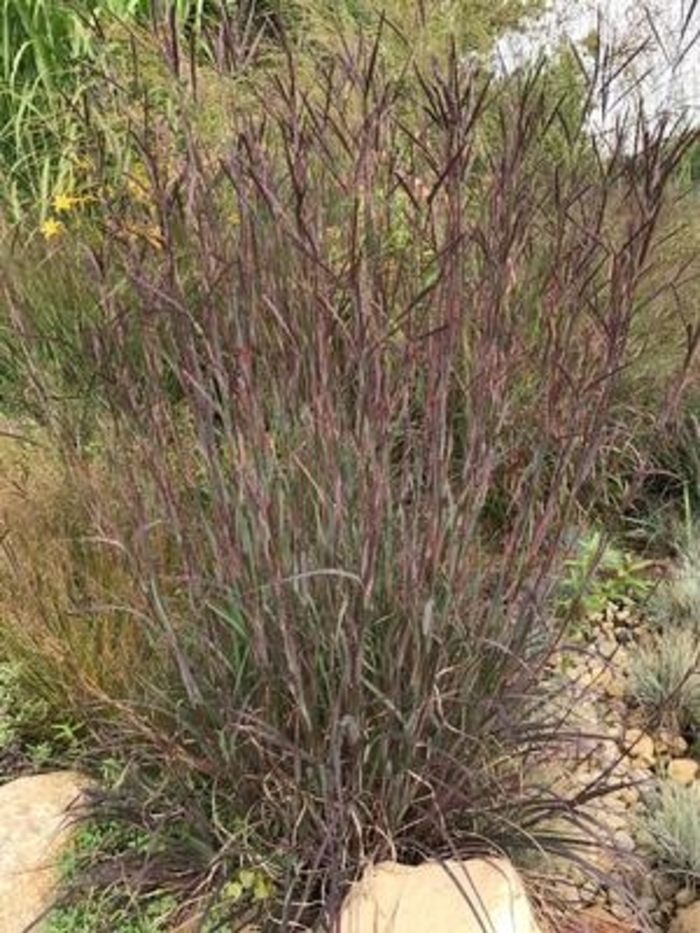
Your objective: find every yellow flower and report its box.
[52,192,95,212]
[40,217,64,240]
[52,193,79,213]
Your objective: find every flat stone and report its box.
[668,758,699,786]
[0,771,90,933]
[336,858,543,933]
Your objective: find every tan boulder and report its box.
[667,758,699,786]
[0,771,90,933]
[336,857,542,933]
[670,901,700,933]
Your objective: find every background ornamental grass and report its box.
[1,1,700,929]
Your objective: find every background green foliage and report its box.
[0,0,547,220]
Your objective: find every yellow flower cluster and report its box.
[40,191,96,241]
[38,160,166,251]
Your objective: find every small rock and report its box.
[668,758,699,786]
[595,744,624,771]
[633,826,657,858]
[603,678,627,700]
[649,871,682,904]
[638,895,658,913]
[658,730,688,757]
[612,829,636,853]
[675,887,697,908]
[597,638,619,659]
[628,767,652,785]
[605,793,630,813]
[564,905,637,932]
[606,721,626,742]
[670,901,700,933]
[616,786,640,807]
[624,729,656,767]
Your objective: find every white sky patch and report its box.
[495,0,700,133]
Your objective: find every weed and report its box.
[46,891,177,933]
[47,818,179,933]
[0,660,85,778]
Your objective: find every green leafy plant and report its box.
[47,818,178,933]
[557,528,656,620]
[0,660,84,777]
[46,891,177,933]
[0,0,233,220]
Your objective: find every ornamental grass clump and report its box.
[641,781,700,882]
[628,631,700,730]
[648,521,700,634]
[1,5,700,930]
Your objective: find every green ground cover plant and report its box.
[45,813,188,933]
[557,528,656,622]
[0,1,700,929]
